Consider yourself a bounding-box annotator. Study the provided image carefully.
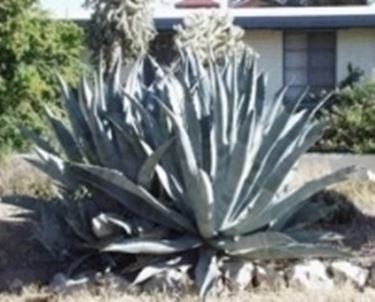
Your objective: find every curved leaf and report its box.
[102,236,202,254]
[137,137,175,188]
[195,249,221,301]
[68,163,195,232]
[236,243,350,260]
[44,107,83,162]
[213,232,296,255]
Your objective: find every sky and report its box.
[40,0,230,18]
[40,0,175,18]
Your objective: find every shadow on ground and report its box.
[0,195,65,292]
[312,190,375,262]
[1,190,375,292]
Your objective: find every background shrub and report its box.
[0,0,84,155]
[316,81,375,153]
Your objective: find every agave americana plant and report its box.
[22,49,371,300]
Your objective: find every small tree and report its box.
[84,0,156,73]
[0,0,84,154]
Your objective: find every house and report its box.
[45,1,375,101]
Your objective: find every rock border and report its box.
[48,259,375,296]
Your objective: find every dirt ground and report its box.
[0,154,374,301]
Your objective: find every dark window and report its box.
[150,31,175,66]
[283,31,336,104]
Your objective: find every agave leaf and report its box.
[237,243,350,260]
[64,201,96,243]
[107,57,124,114]
[286,229,344,244]
[122,255,167,274]
[132,257,184,285]
[112,126,144,180]
[19,125,56,155]
[213,232,296,255]
[92,213,134,237]
[22,149,77,190]
[238,166,368,235]
[65,216,95,243]
[225,55,238,144]
[121,91,162,144]
[78,76,94,123]
[211,61,229,146]
[106,114,147,169]
[68,163,195,232]
[226,90,304,223]
[269,166,371,228]
[226,122,325,234]
[44,106,83,162]
[177,77,204,167]
[156,99,216,238]
[195,169,216,238]
[217,111,256,228]
[137,137,175,189]
[102,236,202,254]
[232,109,308,208]
[237,56,256,123]
[195,249,221,301]
[87,106,120,169]
[56,73,99,164]
[272,201,338,231]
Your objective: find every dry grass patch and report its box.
[334,181,375,215]
[293,157,375,214]
[1,284,375,302]
[0,155,56,199]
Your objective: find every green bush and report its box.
[316,81,375,153]
[0,0,84,154]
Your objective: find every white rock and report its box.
[143,266,192,293]
[91,214,118,238]
[221,261,255,290]
[330,261,369,288]
[288,260,334,290]
[254,265,285,289]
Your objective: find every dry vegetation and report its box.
[1,283,375,302]
[0,154,374,301]
[0,155,56,199]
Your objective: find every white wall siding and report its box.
[337,29,375,83]
[243,30,283,100]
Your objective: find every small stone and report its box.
[330,261,369,288]
[254,265,285,289]
[143,266,192,294]
[287,260,333,290]
[221,261,255,291]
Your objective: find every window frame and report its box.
[282,30,337,103]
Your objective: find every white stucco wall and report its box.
[244,29,375,98]
[243,30,283,100]
[337,29,375,83]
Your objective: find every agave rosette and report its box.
[23,49,371,299]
